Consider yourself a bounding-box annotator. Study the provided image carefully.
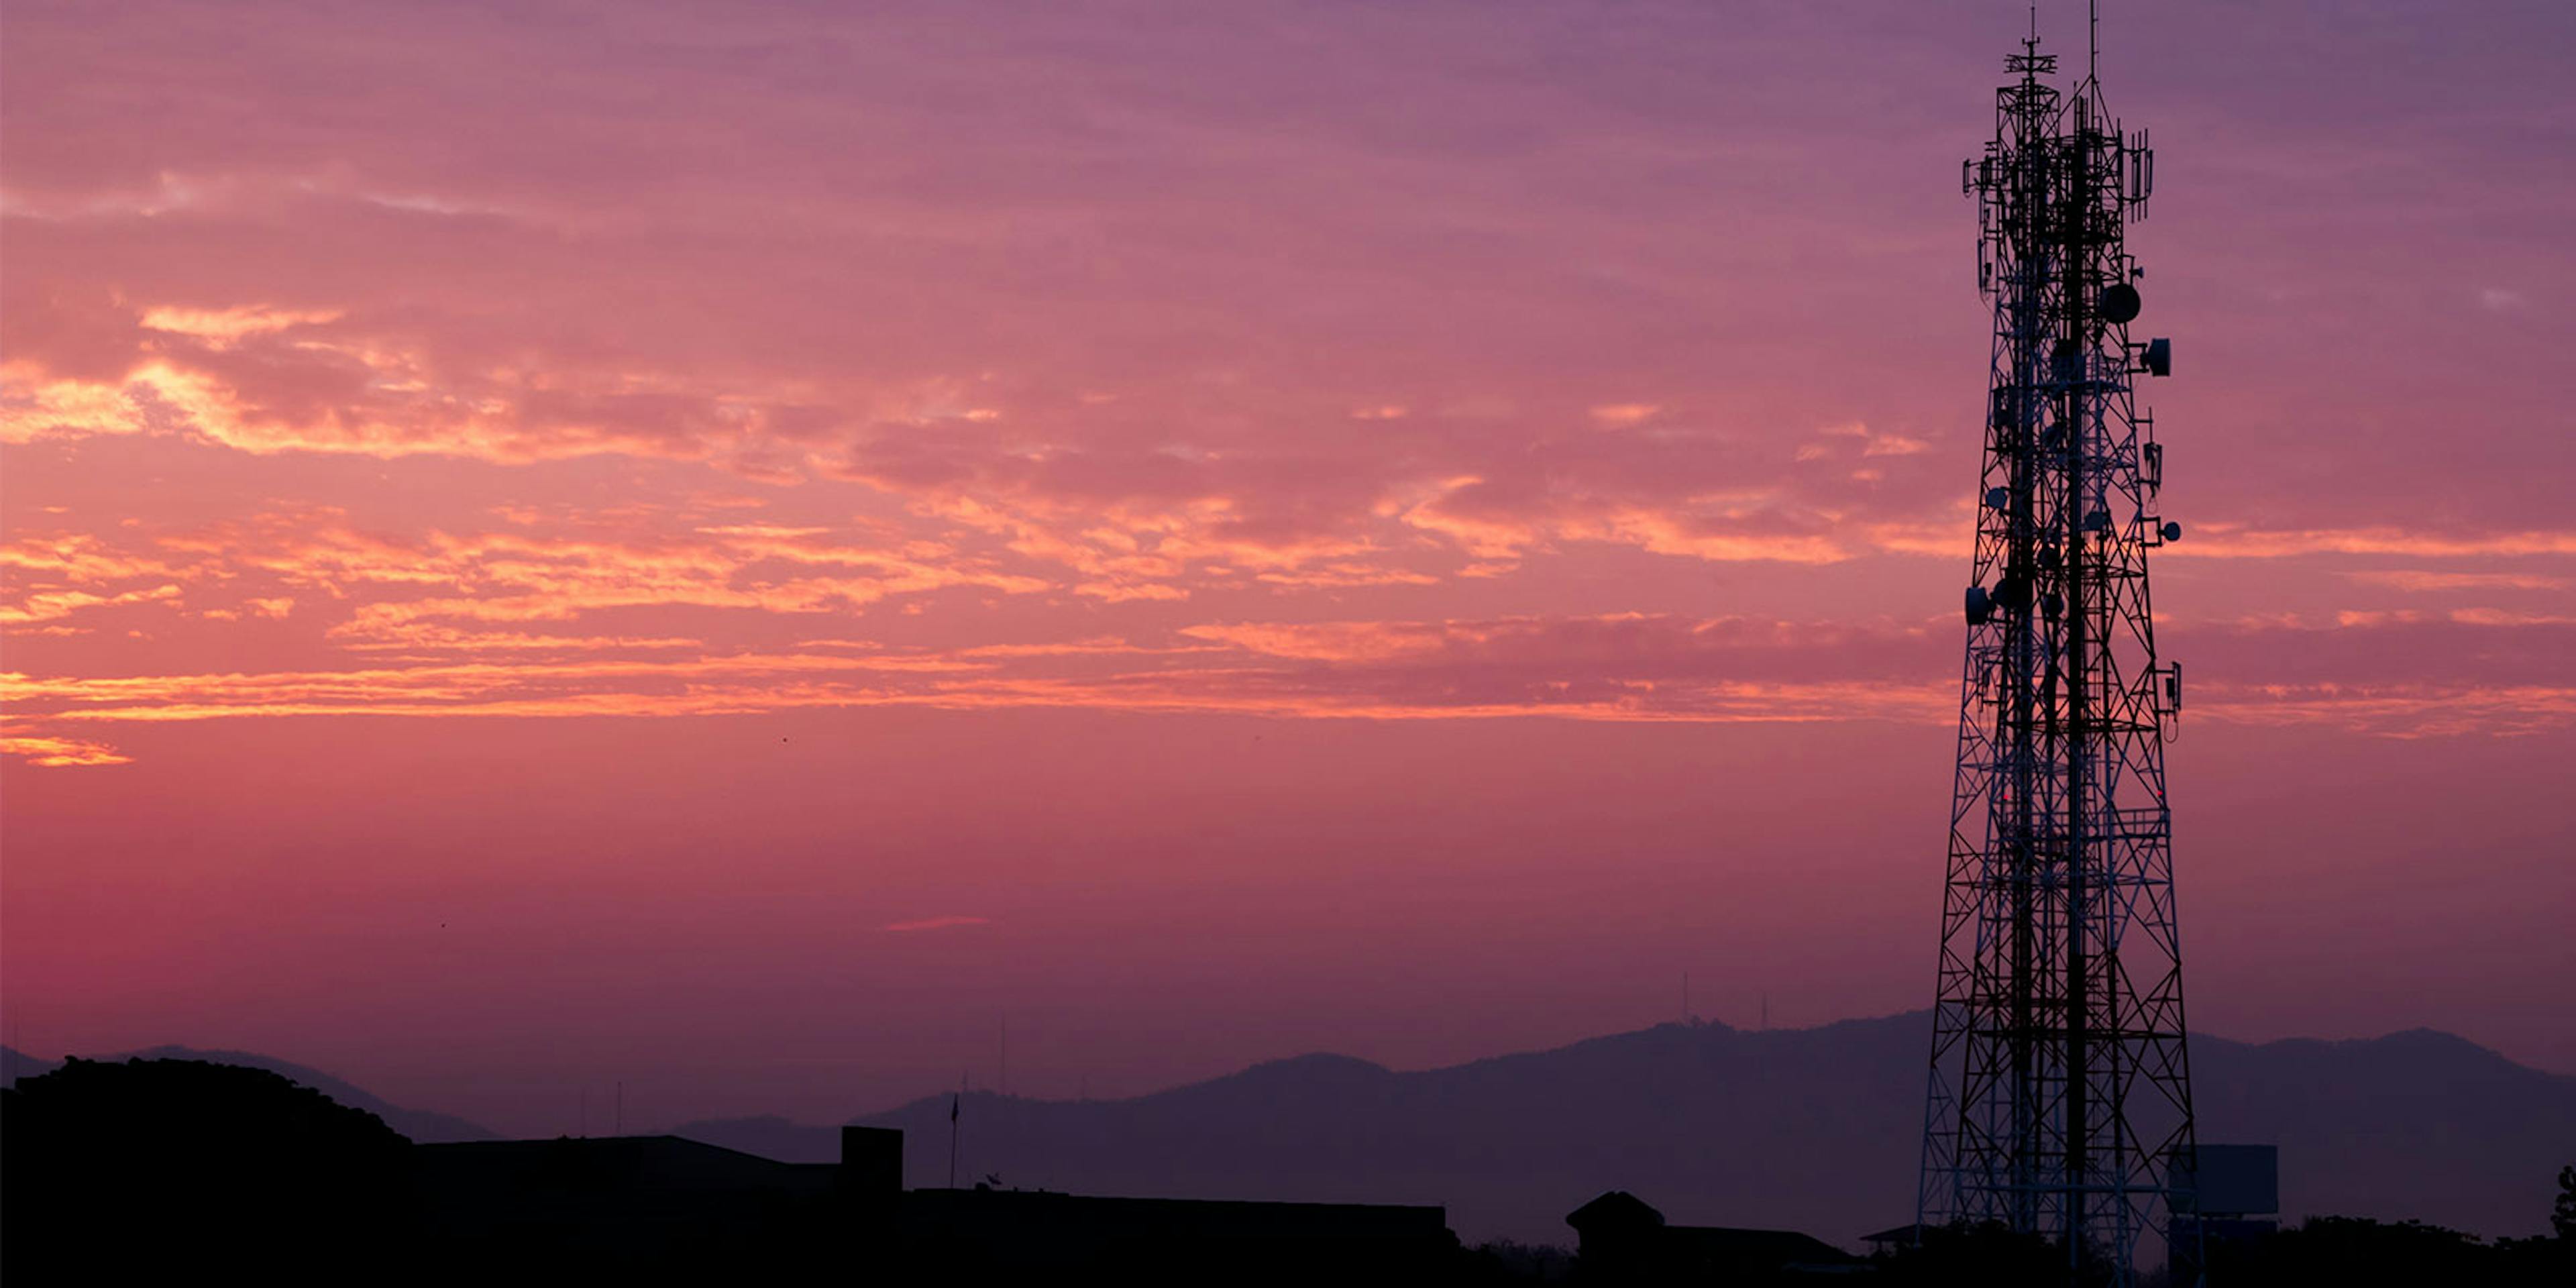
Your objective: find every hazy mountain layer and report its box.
[674,1014,2575,1246]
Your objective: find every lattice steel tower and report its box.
[1917,18,2202,1287]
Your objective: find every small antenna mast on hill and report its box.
[948,1071,965,1188]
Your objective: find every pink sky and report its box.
[5,1,2572,1135]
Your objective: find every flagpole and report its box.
[948,1074,963,1189]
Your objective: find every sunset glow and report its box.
[5,1,2570,1134]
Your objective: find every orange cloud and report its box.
[2343,570,2573,592]
[1,582,182,623]
[2191,682,2576,739]
[2165,526,2576,559]
[7,586,2572,767]
[1399,478,1856,565]
[45,513,1053,643]
[0,733,133,767]
[138,305,344,344]
[1589,403,1660,427]
[1182,621,1455,663]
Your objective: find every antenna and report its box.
[949,1072,965,1189]
[2090,0,2100,85]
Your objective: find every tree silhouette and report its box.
[1867,1222,2092,1288]
[2208,1214,2575,1288]
[2555,1163,2575,1242]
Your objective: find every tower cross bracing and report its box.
[1917,29,2202,1288]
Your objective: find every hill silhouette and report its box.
[672,1013,2575,1246]
[3,1057,414,1280]
[3,1042,493,1142]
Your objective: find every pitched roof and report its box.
[1566,1189,1667,1231]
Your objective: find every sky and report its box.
[3,1,2572,1136]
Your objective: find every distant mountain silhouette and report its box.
[673,1014,2575,1246]
[0,1044,492,1144]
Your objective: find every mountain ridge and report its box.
[672,1012,2573,1246]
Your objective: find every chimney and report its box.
[839,1126,903,1198]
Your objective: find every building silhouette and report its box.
[1566,1190,1860,1283]
[411,1124,1458,1283]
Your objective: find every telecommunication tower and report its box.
[1916,13,2203,1287]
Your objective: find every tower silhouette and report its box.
[1916,19,2200,1287]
